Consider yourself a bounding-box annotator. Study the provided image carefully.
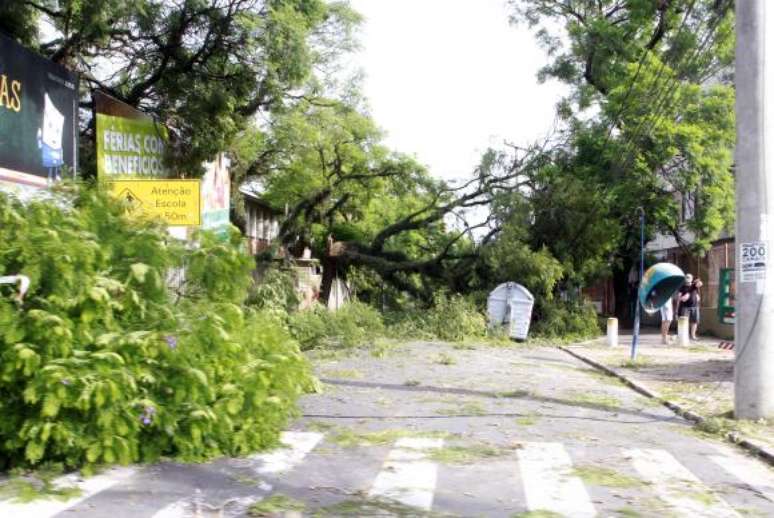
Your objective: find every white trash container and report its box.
[487,282,535,340]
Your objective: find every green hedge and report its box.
[0,186,313,471]
[287,301,385,350]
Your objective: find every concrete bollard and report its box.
[607,317,618,347]
[677,316,690,346]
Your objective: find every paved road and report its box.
[3,341,774,517]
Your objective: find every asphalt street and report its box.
[3,341,774,517]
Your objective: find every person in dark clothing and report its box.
[677,273,703,341]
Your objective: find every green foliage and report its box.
[247,267,300,315]
[248,494,306,516]
[505,0,736,317]
[0,0,39,46]
[287,301,384,350]
[530,300,600,341]
[0,186,313,470]
[386,292,487,343]
[12,1,361,176]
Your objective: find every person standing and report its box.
[660,294,675,344]
[677,274,703,341]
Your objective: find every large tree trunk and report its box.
[319,255,340,305]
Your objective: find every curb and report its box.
[557,344,774,467]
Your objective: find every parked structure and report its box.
[240,186,282,255]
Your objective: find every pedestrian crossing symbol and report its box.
[116,187,143,210]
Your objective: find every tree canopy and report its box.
[4,1,737,319]
[502,0,735,319]
[3,0,360,175]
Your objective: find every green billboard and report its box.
[94,91,169,179]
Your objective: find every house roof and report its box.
[239,185,282,214]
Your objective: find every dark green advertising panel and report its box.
[0,33,79,191]
[718,268,735,325]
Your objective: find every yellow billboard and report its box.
[109,179,201,226]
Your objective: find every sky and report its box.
[348,0,568,182]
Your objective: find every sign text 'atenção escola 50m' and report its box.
[110,179,201,226]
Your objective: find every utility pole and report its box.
[735,0,774,419]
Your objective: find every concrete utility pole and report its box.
[735,0,774,419]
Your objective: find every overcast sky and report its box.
[348,0,567,182]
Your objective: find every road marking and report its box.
[626,449,740,517]
[152,493,260,518]
[369,437,443,510]
[709,452,774,503]
[0,466,137,518]
[152,431,319,517]
[517,442,596,517]
[251,431,324,475]
[151,499,188,518]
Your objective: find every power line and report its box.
[611,3,730,179]
[600,0,698,151]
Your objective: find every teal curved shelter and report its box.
[638,263,686,314]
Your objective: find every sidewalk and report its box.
[562,330,774,458]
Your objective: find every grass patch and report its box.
[427,443,515,464]
[374,396,393,407]
[435,352,457,365]
[0,477,82,503]
[688,415,773,447]
[496,390,531,399]
[638,396,665,408]
[674,488,718,507]
[314,495,453,517]
[572,465,648,488]
[586,370,626,387]
[321,368,363,380]
[248,494,306,516]
[451,341,477,350]
[306,421,337,433]
[435,401,487,416]
[569,392,622,411]
[615,508,644,517]
[369,338,403,358]
[327,428,453,448]
[516,413,540,426]
[307,348,353,362]
[619,356,655,370]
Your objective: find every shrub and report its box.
[0,186,313,471]
[530,299,600,340]
[247,267,300,315]
[287,301,384,350]
[386,292,487,342]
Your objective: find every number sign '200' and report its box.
[740,241,768,282]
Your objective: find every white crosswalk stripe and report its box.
[152,431,322,518]
[709,449,774,503]
[369,437,443,511]
[0,466,137,518]
[517,442,597,517]
[626,448,741,518]
[248,430,324,475]
[3,433,774,518]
